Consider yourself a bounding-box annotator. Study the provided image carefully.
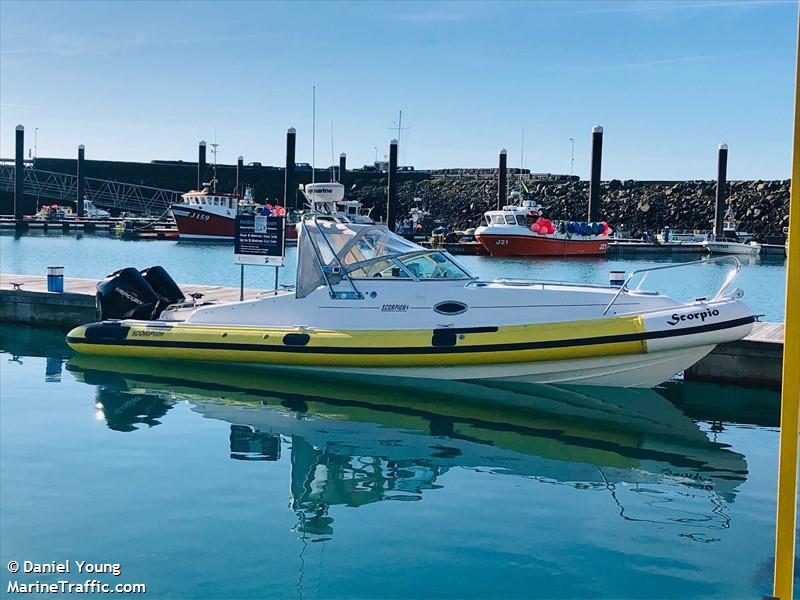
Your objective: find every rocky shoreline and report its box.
[348,178,790,240]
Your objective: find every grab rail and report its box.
[601,255,742,316]
[300,218,362,300]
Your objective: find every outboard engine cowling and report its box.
[96,267,160,321]
[140,266,185,314]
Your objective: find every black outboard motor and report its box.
[140,266,185,315]
[96,267,160,321]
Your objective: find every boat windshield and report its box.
[296,219,471,297]
[347,251,470,280]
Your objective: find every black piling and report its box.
[339,152,347,185]
[714,143,729,240]
[588,125,603,222]
[197,141,207,190]
[236,155,244,195]
[387,139,398,231]
[77,144,85,216]
[284,127,296,209]
[498,149,507,210]
[14,125,24,219]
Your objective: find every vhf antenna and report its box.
[210,127,219,193]
[390,110,410,163]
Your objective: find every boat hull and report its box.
[171,205,234,240]
[66,305,754,388]
[475,232,609,257]
[703,241,761,255]
[172,205,298,243]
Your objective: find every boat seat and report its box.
[10,282,22,290]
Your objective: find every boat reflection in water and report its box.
[67,356,749,540]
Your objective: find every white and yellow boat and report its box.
[66,218,755,388]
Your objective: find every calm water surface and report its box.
[0,231,788,321]
[0,325,787,599]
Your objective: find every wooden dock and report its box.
[0,272,784,387]
[607,240,787,258]
[0,217,178,238]
[0,273,265,328]
[0,218,117,231]
[607,241,708,258]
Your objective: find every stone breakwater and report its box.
[348,178,790,239]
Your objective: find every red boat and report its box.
[474,199,611,257]
[171,186,297,242]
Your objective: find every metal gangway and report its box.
[0,162,183,215]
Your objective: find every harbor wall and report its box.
[3,157,425,210]
[1,157,789,239]
[351,178,791,240]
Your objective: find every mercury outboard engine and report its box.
[96,267,160,321]
[140,266,185,316]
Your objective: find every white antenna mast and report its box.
[390,110,410,164]
[519,128,524,192]
[330,121,335,182]
[311,85,316,185]
[211,127,219,193]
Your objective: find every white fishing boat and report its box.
[703,208,761,255]
[702,240,762,255]
[66,217,755,388]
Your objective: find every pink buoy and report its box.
[531,223,541,233]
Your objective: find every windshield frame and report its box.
[345,249,474,281]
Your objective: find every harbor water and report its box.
[0,231,789,321]
[0,326,786,598]
[0,231,791,598]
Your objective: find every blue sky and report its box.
[0,0,796,179]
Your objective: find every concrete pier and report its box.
[685,322,784,389]
[0,273,784,387]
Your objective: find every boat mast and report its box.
[519,128,525,194]
[312,85,316,185]
[210,128,219,193]
[330,121,335,182]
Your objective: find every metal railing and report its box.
[0,164,184,215]
[601,255,742,316]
